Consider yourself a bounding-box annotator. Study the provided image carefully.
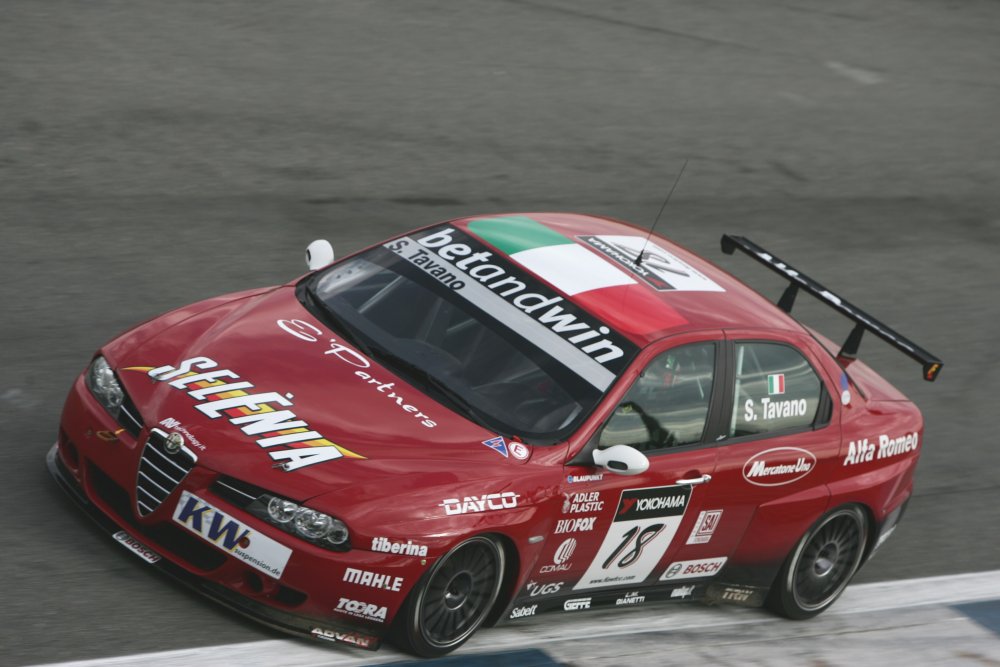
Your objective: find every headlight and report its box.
[251,493,350,550]
[86,356,124,414]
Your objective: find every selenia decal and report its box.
[573,485,691,590]
[125,357,363,471]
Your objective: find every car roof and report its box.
[448,212,803,347]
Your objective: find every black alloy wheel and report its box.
[395,535,505,657]
[767,505,868,619]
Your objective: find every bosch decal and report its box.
[660,557,728,581]
[112,530,161,564]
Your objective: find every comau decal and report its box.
[573,485,691,591]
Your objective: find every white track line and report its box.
[30,570,1000,667]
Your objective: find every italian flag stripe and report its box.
[467,216,637,296]
[768,374,785,394]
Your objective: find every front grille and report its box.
[116,392,144,437]
[136,428,197,517]
[211,475,269,509]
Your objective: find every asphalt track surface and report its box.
[1,1,998,665]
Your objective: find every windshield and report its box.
[302,225,639,443]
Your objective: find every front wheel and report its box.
[766,505,868,620]
[392,535,505,657]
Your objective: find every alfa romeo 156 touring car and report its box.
[48,213,941,656]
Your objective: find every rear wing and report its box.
[720,234,942,382]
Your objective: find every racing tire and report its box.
[392,535,505,657]
[766,505,868,620]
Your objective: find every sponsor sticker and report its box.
[564,598,591,611]
[843,431,919,466]
[311,627,377,649]
[567,473,604,483]
[671,585,695,599]
[540,538,576,574]
[660,557,728,581]
[112,530,161,564]
[335,597,388,623]
[574,485,691,591]
[371,537,427,557]
[615,591,645,606]
[563,491,603,514]
[577,235,725,292]
[509,441,530,461]
[686,509,723,545]
[439,492,519,516]
[510,605,538,619]
[172,491,291,578]
[343,567,404,592]
[555,516,596,534]
[482,436,509,458]
[742,447,816,487]
[525,581,564,597]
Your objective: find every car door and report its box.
[539,333,726,603]
[681,330,842,594]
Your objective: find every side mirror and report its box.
[305,240,335,270]
[592,445,649,476]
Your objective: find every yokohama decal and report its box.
[573,485,691,591]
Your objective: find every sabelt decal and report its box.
[509,605,538,619]
[577,235,725,292]
[277,319,437,428]
[574,485,691,591]
[660,557,728,581]
[172,491,292,578]
[112,530,161,564]
[843,431,919,466]
[125,357,364,471]
[742,447,816,487]
[384,228,639,390]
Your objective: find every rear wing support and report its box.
[720,234,942,382]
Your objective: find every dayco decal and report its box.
[383,229,637,390]
[509,605,538,619]
[742,447,816,486]
[555,516,596,534]
[660,557,728,581]
[343,567,403,592]
[564,598,591,611]
[310,627,376,649]
[843,431,919,466]
[539,538,576,574]
[440,492,519,516]
[526,581,564,597]
[125,357,364,471]
[371,537,428,557]
[563,491,603,513]
[277,319,436,428]
[335,597,388,623]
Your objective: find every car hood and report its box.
[113,286,515,502]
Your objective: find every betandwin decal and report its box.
[125,357,364,471]
[383,226,639,390]
[573,485,691,590]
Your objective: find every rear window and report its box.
[728,342,824,437]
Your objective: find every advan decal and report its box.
[573,485,691,590]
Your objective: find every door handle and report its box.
[675,474,712,486]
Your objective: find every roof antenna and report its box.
[636,159,688,264]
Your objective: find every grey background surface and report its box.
[1,1,997,664]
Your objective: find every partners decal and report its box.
[573,485,691,590]
[125,356,364,471]
[383,226,639,390]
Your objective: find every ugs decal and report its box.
[742,447,816,486]
[125,357,364,471]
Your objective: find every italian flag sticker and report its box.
[768,374,785,395]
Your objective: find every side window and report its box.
[729,342,823,438]
[600,342,716,452]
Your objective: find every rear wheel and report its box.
[393,536,505,657]
[767,505,868,619]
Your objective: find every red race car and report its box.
[49,213,941,657]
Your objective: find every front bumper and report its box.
[47,443,381,651]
